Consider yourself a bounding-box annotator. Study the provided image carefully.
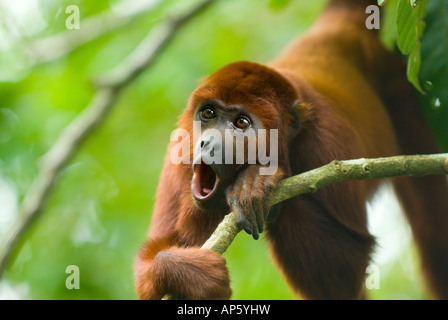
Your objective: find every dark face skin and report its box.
[191,99,263,210]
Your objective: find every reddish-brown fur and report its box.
[135,0,448,299]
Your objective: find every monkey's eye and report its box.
[234,116,250,130]
[200,107,215,120]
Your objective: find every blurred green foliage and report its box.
[0,0,445,300]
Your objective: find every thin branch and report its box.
[204,153,448,254]
[26,0,164,64]
[0,0,216,279]
[162,152,448,300]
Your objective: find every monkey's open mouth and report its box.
[192,163,219,200]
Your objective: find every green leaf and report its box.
[396,0,428,92]
[418,0,448,151]
[378,0,388,6]
[380,0,399,49]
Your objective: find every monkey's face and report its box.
[191,99,265,209]
[186,61,299,211]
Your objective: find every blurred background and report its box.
[0,0,446,299]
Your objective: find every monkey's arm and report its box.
[135,157,232,300]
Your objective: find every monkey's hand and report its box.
[135,239,231,300]
[226,165,283,240]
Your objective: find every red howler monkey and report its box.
[135,0,448,299]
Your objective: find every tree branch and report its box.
[202,153,448,254]
[202,153,448,255]
[162,153,448,299]
[0,0,216,279]
[27,0,164,64]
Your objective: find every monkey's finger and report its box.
[246,200,263,240]
[239,198,260,240]
[253,200,265,234]
[232,203,256,238]
[245,200,260,240]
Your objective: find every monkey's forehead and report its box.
[205,61,295,101]
[190,61,297,111]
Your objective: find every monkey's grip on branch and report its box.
[162,153,448,300]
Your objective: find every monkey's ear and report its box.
[288,100,301,140]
